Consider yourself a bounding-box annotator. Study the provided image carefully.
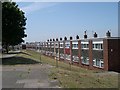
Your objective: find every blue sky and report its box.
[17,2,118,42]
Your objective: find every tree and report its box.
[2,1,27,53]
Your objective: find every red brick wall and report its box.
[103,39,109,71]
[89,40,93,69]
[78,40,82,66]
[107,39,120,72]
[42,38,120,72]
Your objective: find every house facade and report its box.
[26,32,120,72]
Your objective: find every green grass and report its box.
[23,50,118,88]
[4,50,118,88]
[50,67,118,88]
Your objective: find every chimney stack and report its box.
[84,31,87,39]
[50,39,52,41]
[56,38,58,41]
[76,35,79,39]
[64,37,67,41]
[106,31,111,38]
[94,32,97,38]
[60,37,62,41]
[70,36,72,40]
[53,39,55,41]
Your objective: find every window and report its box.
[66,54,71,60]
[93,59,96,66]
[84,44,86,48]
[101,63,104,67]
[93,44,94,48]
[60,44,63,47]
[82,44,89,48]
[95,44,98,48]
[65,44,70,48]
[81,44,84,48]
[55,44,58,46]
[93,44,103,50]
[101,44,103,49]
[86,44,89,48]
[93,59,104,68]
[73,44,75,48]
[73,44,78,48]
[73,56,79,62]
[81,57,89,64]
[96,59,100,66]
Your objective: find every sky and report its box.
[17,2,118,42]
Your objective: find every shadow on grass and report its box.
[2,56,40,65]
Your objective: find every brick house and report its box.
[27,31,120,72]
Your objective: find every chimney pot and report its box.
[84,31,87,39]
[70,36,72,40]
[106,31,111,37]
[64,37,67,40]
[56,38,58,41]
[94,32,97,38]
[53,39,55,41]
[76,35,79,39]
[60,37,62,41]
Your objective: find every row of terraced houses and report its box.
[25,31,120,72]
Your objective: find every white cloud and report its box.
[20,2,57,14]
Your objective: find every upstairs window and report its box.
[73,44,78,48]
[93,43,103,50]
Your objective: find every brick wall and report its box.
[107,39,120,72]
[37,38,120,72]
[103,39,109,71]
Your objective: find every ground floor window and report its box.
[93,59,104,68]
[81,56,89,65]
[73,56,79,62]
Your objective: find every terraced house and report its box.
[26,31,120,72]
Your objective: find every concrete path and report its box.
[1,50,21,58]
[2,64,60,88]
[1,54,16,59]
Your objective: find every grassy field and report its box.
[3,50,118,88]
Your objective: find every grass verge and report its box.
[12,50,119,88]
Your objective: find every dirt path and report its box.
[2,64,60,88]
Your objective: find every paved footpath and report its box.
[2,64,60,88]
[1,50,21,59]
